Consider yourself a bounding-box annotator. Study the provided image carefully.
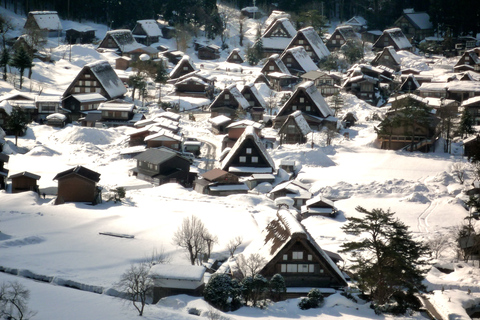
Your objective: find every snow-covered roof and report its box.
[226,119,264,130]
[210,84,250,110]
[0,101,13,115]
[462,96,480,107]
[447,81,480,92]
[417,82,447,92]
[208,115,232,125]
[242,83,267,108]
[0,92,35,102]
[29,11,62,31]
[221,126,275,172]
[305,194,334,207]
[264,11,291,30]
[103,29,145,53]
[335,25,358,41]
[169,55,196,78]
[383,28,412,50]
[157,111,181,122]
[98,102,135,112]
[70,93,108,103]
[241,6,259,13]
[35,95,61,103]
[136,20,162,37]
[86,60,127,99]
[403,11,433,30]
[388,93,427,104]
[296,27,330,60]
[344,16,367,27]
[261,37,293,50]
[267,72,296,79]
[209,184,250,191]
[144,129,182,142]
[270,180,311,196]
[149,264,206,281]
[46,113,67,120]
[401,74,420,89]
[281,46,318,73]
[264,54,291,75]
[285,110,311,136]
[278,81,333,118]
[384,46,401,64]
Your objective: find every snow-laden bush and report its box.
[204,273,242,311]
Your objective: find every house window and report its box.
[224,94,230,99]
[292,251,303,259]
[183,66,189,70]
[246,148,252,154]
[74,87,80,93]
[287,57,292,62]
[283,254,288,260]
[269,65,274,70]
[287,264,298,272]
[249,101,255,106]
[305,45,310,50]
[336,34,340,39]
[384,55,389,60]
[306,106,311,111]
[85,80,91,86]
[239,156,246,163]
[298,264,309,272]
[281,264,286,272]
[251,156,258,163]
[332,40,336,44]
[308,254,312,261]
[85,74,91,78]
[244,93,251,99]
[299,97,304,103]
[95,88,101,93]
[292,105,297,110]
[121,111,128,117]
[309,264,314,272]
[85,87,91,93]
[298,40,304,44]
[339,40,344,44]
[78,80,83,86]
[233,55,238,59]
[172,143,179,149]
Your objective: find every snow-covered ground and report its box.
[0,5,479,320]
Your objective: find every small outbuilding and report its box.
[53,166,101,205]
[9,171,41,194]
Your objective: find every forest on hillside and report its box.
[1,0,480,38]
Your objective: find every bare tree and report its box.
[202,230,218,262]
[145,247,171,267]
[117,263,154,316]
[227,236,243,257]
[174,24,191,52]
[173,215,213,265]
[265,90,277,116]
[322,127,337,146]
[452,162,467,184]
[0,281,36,320]
[426,233,450,259]
[237,253,266,278]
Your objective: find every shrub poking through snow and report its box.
[204,273,242,311]
[298,288,324,310]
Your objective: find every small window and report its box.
[74,87,80,93]
[336,34,340,39]
[85,80,91,86]
[292,105,297,110]
[239,156,246,163]
[224,94,230,99]
[332,40,336,44]
[292,251,303,259]
[269,65,275,70]
[283,254,288,260]
[339,40,344,44]
[308,254,312,261]
[298,264,309,272]
[298,39,304,44]
[319,269,324,273]
[244,93,251,99]
[251,156,258,163]
[287,264,297,272]
[85,74,91,78]
[281,264,286,272]
[384,55,390,60]
[246,148,252,154]
[85,87,91,93]
[308,264,314,272]
[287,57,292,62]
[299,97,304,103]
[306,106,311,111]
[183,66,189,70]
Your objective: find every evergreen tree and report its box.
[340,206,430,314]
[155,62,169,104]
[204,273,242,311]
[6,106,28,146]
[10,45,33,89]
[458,108,475,139]
[0,48,9,81]
[128,73,146,100]
[269,274,286,301]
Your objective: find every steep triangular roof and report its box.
[210,84,250,110]
[372,46,401,65]
[400,74,420,92]
[344,16,367,27]
[280,110,312,136]
[264,10,291,31]
[335,25,358,41]
[221,126,275,172]
[261,54,291,75]
[289,27,330,61]
[27,11,62,31]
[53,166,100,183]
[99,29,146,53]
[226,48,244,63]
[280,46,318,73]
[277,81,333,118]
[241,83,267,109]
[402,10,433,30]
[378,28,412,50]
[169,55,196,79]
[261,18,296,51]
[134,20,162,37]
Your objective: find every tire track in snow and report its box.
[417,199,439,233]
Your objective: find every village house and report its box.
[325,25,359,51]
[193,168,248,196]
[261,54,291,75]
[240,6,260,19]
[132,20,162,46]
[261,54,298,91]
[462,96,480,125]
[269,180,312,209]
[280,46,318,76]
[274,81,335,130]
[169,55,197,80]
[35,95,62,122]
[63,60,127,101]
[398,74,420,93]
[0,152,9,190]
[238,208,347,296]
[343,16,367,32]
[372,28,412,52]
[301,195,337,218]
[371,46,402,72]
[221,126,276,176]
[53,166,101,205]
[144,129,182,150]
[240,83,267,121]
[263,10,291,32]
[0,93,37,124]
[454,48,480,73]
[278,111,311,145]
[97,29,158,60]
[226,48,244,64]
[301,71,341,97]
[8,171,41,194]
[149,264,206,303]
[450,37,478,57]
[258,17,297,57]
[170,72,215,99]
[63,93,107,123]
[128,118,180,146]
[285,27,330,63]
[197,44,221,60]
[23,11,62,38]
[208,84,250,118]
[115,56,131,71]
[208,115,232,134]
[65,27,96,44]
[132,147,191,186]
[97,100,143,127]
[393,9,434,43]
[222,119,263,149]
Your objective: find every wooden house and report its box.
[454,48,480,73]
[462,96,480,125]
[9,171,40,194]
[393,9,433,43]
[241,83,267,121]
[279,111,311,145]
[23,11,62,38]
[63,60,127,101]
[269,180,312,209]
[197,44,221,60]
[399,74,420,93]
[226,48,244,64]
[45,113,67,127]
[240,6,260,19]
[301,195,336,218]
[65,27,95,44]
[62,93,107,122]
[221,126,276,176]
[449,37,477,57]
[35,95,62,122]
[53,166,101,205]
[150,264,206,303]
[223,119,263,149]
[371,46,402,72]
[372,28,412,52]
[268,72,299,91]
[361,30,382,44]
[128,118,179,146]
[208,84,250,118]
[301,71,341,96]
[209,115,232,134]
[171,72,214,99]
[132,147,191,186]
[0,152,9,190]
[144,129,182,150]
[0,93,36,124]
[238,208,347,295]
[115,56,131,70]
[194,168,248,196]
[280,46,318,76]
[97,100,141,127]
[286,27,330,63]
[274,81,334,130]
[169,55,197,80]
[97,30,158,60]
[132,20,162,46]
[279,159,296,173]
[463,135,480,158]
[344,16,367,32]
[325,25,359,51]
[162,50,184,64]
[259,17,297,56]
[261,54,290,75]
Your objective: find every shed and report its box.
[8,171,41,194]
[53,166,101,204]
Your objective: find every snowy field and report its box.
[0,5,479,320]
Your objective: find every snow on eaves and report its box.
[384,28,412,50]
[86,60,127,99]
[29,11,62,31]
[298,27,330,60]
[281,46,317,73]
[405,12,433,30]
[303,81,334,117]
[136,20,162,37]
[244,83,267,108]
[150,264,205,281]
[290,110,312,135]
[169,55,195,78]
[106,29,146,52]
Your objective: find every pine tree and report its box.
[204,273,242,311]
[269,274,286,301]
[458,108,475,139]
[340,206,430,314]
[6,106,28,146]
[0,48,9,81]
[10,45,33,89]
[155,62,168,104]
